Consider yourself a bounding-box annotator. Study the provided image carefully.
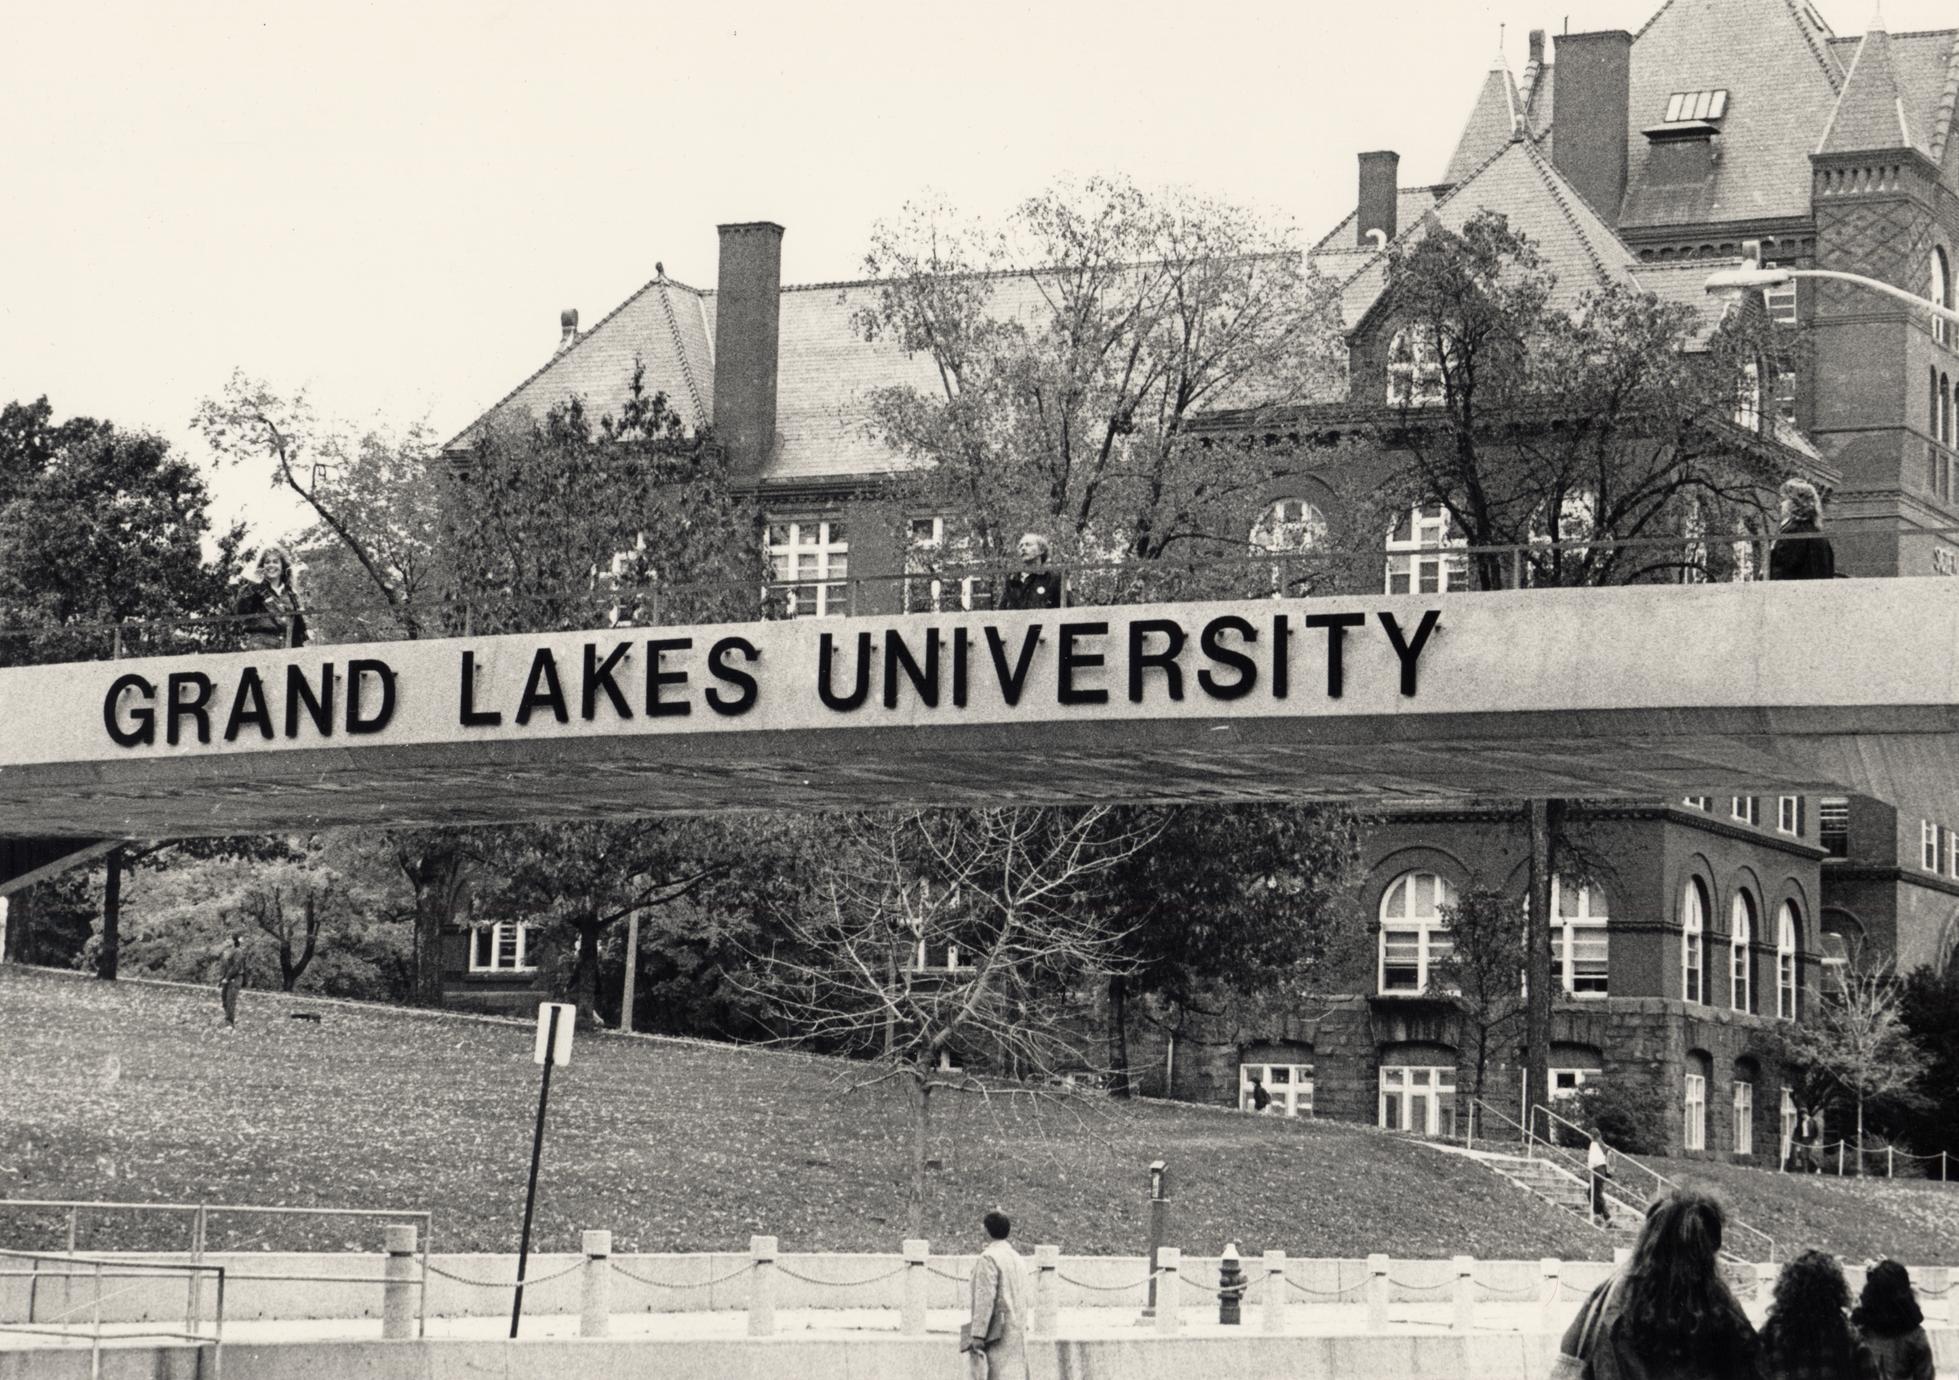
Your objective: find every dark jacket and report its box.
[1856,1326,1934,1380]
[1769,519,1835,581]
[233,581,308,647]
[1760,1316,1879,1380]
[1000,568,1062,610]
[1561,1275,1763,1380]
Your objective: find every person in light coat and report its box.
[964,1209,1031,1380]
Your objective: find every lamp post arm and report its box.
[1784,269,1959,328]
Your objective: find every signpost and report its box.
[511,1001,574,1338]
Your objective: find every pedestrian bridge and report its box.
[0,579,1953,841]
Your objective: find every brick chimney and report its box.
[712,222,784,471]
[1357,151,1400,249]
[1528,29,1545,69]
[1548,31,1632,226]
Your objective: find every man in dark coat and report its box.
[1000,533,1062,610]
[1769,478,1835,581]
[216,934,247,1028]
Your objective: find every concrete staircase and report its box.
[1462,1150,1643,1245]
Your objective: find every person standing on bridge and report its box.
[215,934,247,1029]
[233,547,309,649]
[1769,478,1835,582]
[1000,534,1062,611]
[962,1209,1030,1380]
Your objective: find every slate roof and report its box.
[1309,187,1449,255]
[1443,60,1526,186]
[1819,22,1915,154]
[1824,27,1959,159]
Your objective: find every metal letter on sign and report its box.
[533,1002,575,1066]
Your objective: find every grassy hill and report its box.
[3,966,1955,1265]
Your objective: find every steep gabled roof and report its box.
[1443,59,1525,186]
[1338,136,1640,338]
[1819,20,1917,153]
[1622,0,1848,229]
[1309,187,1449,256]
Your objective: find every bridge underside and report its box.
[8,706,1956,840]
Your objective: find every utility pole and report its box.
[1523,800,1556,1133]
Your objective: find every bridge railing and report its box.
[0,524,1942,667]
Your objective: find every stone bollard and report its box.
[747,1236,777,1337]
[1155,1247,1181,1336]
[1366,1253,1390,1333]
[1261,1251,1288,1335]
[1451,1255,1476,1333]
[1539,1258,1562,1330]
[1613,1247,1632,1272]
[901,1239,929,1336]
[382,1224,418,1341]
[1033,1245,1059,1338]
[1917,1266,1951,1325]
[580,1231,611,1338]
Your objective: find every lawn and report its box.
[0,966,1606,1261]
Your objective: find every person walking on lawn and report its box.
[216,934,247,1028]
[962,1209,1030,1380]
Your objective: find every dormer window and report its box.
[1387,328,1443,406]
[1664,90,1728,122]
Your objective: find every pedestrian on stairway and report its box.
[1587,1131,1614,1228]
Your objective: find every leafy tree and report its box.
[745,807,1160,1236]
[853,178,1344,588]
[1434,883,1526,1108]
[1087,803,1366,1096]
[1897,962,1959,1156]
[1774,954,1930,1173]
[0,398,244,665]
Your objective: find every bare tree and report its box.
[1774,951,1930,1173]
[1433,883,1526,1110]
[227,861,341,991]
[746,807,1161,1236]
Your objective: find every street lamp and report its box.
[1704,266,1959,328]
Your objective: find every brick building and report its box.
[443,0,1959,1160]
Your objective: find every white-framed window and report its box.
[1924,819,1941,871]
[1685,1073,1707,1151]
[1553,879,1609,997]
[1781,1087,1798,1159]
[1683,796,1710,811]
[1731,892,1755,1012]
[1682,879,1707,1004]
[1762,258,1798,326]
[1819,797,1850,857]
[1948,827,1959,879]
[1378,871,1456,995]
[1735,358,1763,431]
[1251,498,1327,597]
[1733,1081,1755,1155]
[1731,796,1760,826]
[766,518,849,618]
[1664,89,1729,122]
[1776,902,1799,1020]
[469,921,536,974]
[1550,1068,1593,1101]
[1820,930,1850,997]
[1777,796,1801,835]
[903,515,980,613]
[1379,1064,1458,1138]
[1933,245,1951,350]
[1387,327,1444,406]
[1385,505,1469,595]
[1240,1062,1314,1117]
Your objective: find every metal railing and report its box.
[0,1198,433,1338]
[1,522,1954,667]
[0,1247,223,1376]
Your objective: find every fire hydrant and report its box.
[1218,1242,1244,1325]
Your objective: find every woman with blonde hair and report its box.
[233,546,308,648]
[1769,478,1835,581]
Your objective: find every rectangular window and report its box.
[1733,1082,1755,1155]
[1665,89,1729,122]
[1762,260,1798,326]
[1241,1062,1314,1117]
[1379,1065,1458,1138]
[1948,828,1959,880]
[1685,1074,1707,1151]
[1380,927,1422,993]
[1559,923,1609,997]
[1683,796,1710,811]
[1550,1068,1592,1101]
[1781,1088,1798,1160]
[765,519,849,618]
[903,516,985,613]
[1731,797,1760,826]
[1819,798,1849,857]
[1777,796,1801,836]
[1684,932,1704,1005]
[1384,505,1468,595]
[1924,819,1941,871]
[468,922,535,974]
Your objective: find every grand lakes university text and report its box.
[99,610,1442,749]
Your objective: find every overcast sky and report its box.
[1,0,1944,539]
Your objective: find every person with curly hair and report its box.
[1759,1250,1877,1380]
[1557,1188,1760,1380]
[1852,1260,1934,1380]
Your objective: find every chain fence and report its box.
[1285,1275,1371,1300]
[423,1258,582,1290]
[771,1260,911,1288]
[607,1259,755,1291]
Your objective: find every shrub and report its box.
[1568,1076,1671,1156]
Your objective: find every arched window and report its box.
[1552,879,1610,996]
[1682,879,1707,1004]
[1777,902,1800,1020]
[1820,930,1850,997]
[1933,245,1951,349]
[1379,872,1456,995]
[1251,498,1327,597]
[1387,328,1443,406]
[1731,892,1756,1012]
[1385,505,1468,594]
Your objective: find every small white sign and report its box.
[533,1002,575,1066]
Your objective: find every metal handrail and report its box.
[0,1247,224,1368]
[0,1198,433,1339]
